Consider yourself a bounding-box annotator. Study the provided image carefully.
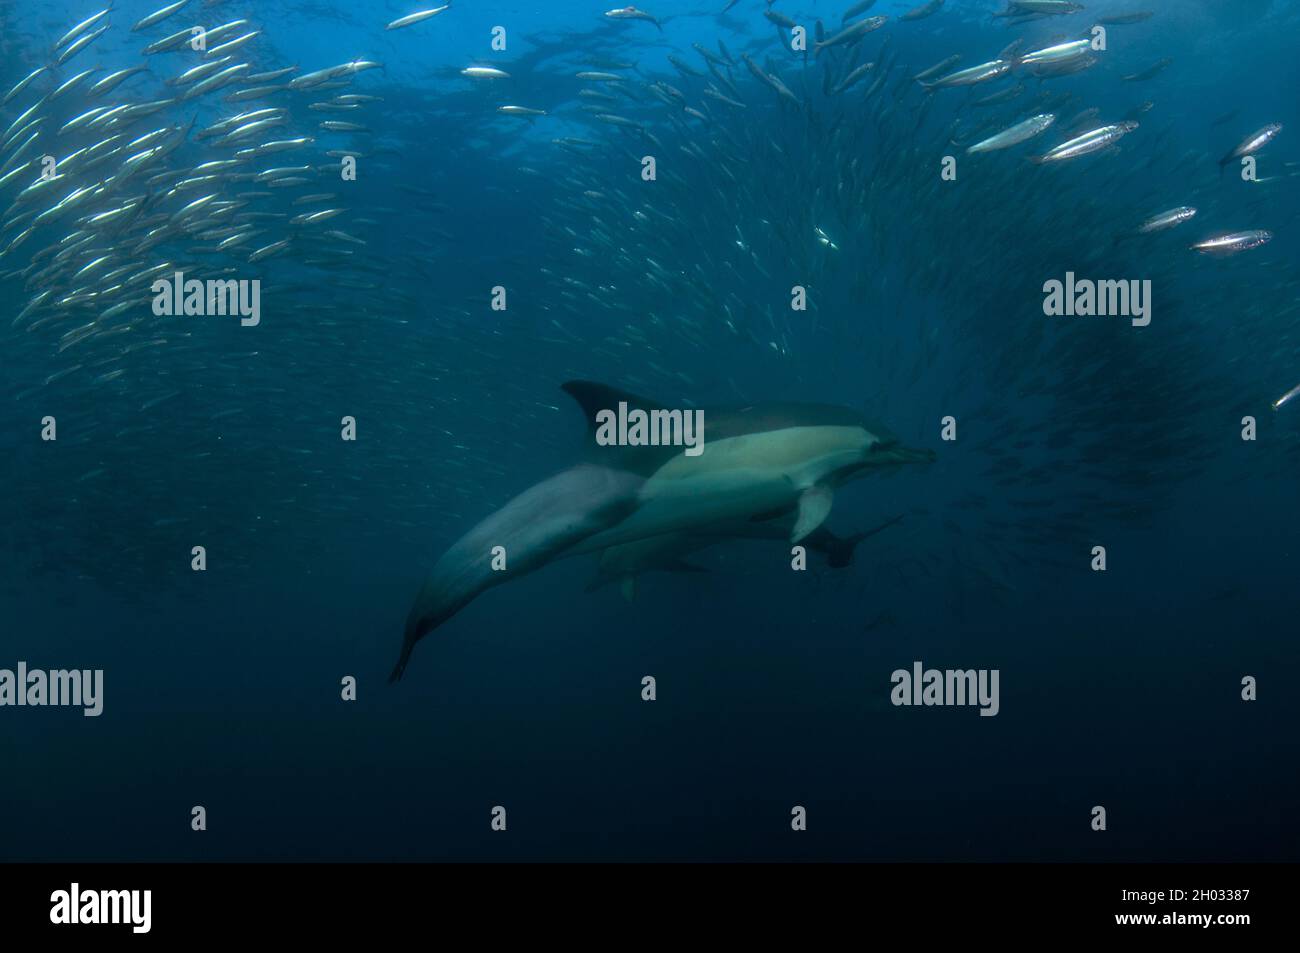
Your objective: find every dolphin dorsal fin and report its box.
[561,380,664,433]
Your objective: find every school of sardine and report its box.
[3,0,1298,602]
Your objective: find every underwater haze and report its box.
[2,0,1298,861]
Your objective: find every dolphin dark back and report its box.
[560,380,883,474]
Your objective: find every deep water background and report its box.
[2,0,1298,861]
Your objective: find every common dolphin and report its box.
[391,381,933,680]
[559,381,933,555]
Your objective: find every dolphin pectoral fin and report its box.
[791,485,834,543]
[621,576,637,602]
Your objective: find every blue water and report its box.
[1,0,1297,861]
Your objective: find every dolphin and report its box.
[557,381,934,556]
[587,514,906,600]
[391,464,643,681]
[391,381,933,680]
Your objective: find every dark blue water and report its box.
[2,0,1297,861]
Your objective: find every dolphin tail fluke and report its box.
[823,532,860,568]
[823,514,904,568]
[832,512,904,564]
